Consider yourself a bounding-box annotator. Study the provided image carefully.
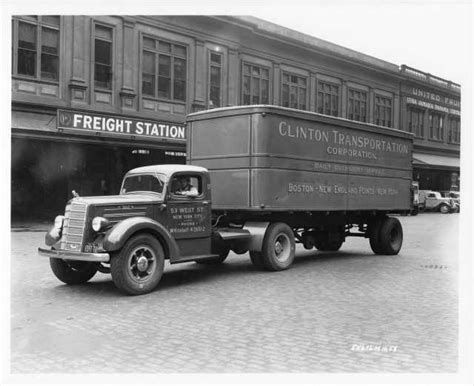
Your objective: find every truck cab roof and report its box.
[126,164,208,178]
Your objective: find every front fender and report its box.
[102,217,179,260]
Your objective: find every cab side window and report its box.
[171,175,203,197]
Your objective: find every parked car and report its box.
[440,191,460,211]
[418,190,457,213]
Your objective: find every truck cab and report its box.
[39,165,225,295]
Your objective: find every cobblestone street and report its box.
[10,213,459,374]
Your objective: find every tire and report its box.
[110,233,164,295]
[249,251,265,269]
[439,204,450,214]
[260,223,295,271]
[49,258,98,285]
[368,218,384,255]
[378,217,403,255]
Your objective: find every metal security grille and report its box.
[60,201,88,252]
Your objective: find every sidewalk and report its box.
[11,222,50,232]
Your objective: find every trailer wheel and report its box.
[110,233,164,295]
[368,218,385,255]
[49,258,98,285]
[378,217,403,255]
[261,223,295,271]
[249,251,265,269]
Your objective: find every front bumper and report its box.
[38,247,110,263]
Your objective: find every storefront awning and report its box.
[413,152,460,169]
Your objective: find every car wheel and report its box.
[439,204,450,214]
[49,258,98,285]
[110,233,164,295]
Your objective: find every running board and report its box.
[170,254,220,264]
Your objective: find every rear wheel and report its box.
[49,258,98,285]
[378,217,403,255]
[439,204,450,214]
[260,223,295,271]
[110,233,164,295]
[368,218,384,255]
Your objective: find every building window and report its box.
[448,117,460,144]
[282,72,307,110]
[94,25,113,90]
[317,81,339,116]
[209,51,222,108]
[429,113,444,141]
[347,89,367,122]
[141,37,187,101]
[407,107,425,137]
[15,16,60,81]
[374,95,393,127]
[242,63,270,105]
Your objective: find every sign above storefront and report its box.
[403,86,460,116]
[57,110,186,141]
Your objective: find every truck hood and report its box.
[71,193,162,205]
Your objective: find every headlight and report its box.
[92,217,110,232]
[54,215,65,229]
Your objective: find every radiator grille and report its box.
[60,201,88,252]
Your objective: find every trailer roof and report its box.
[187,105,414,140]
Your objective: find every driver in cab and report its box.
[175,176,198,197]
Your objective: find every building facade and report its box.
[11,15,461,220]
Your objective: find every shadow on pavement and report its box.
[49,248,386,297]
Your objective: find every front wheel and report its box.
[261,223,295,271]
[49,258,98,285]
[110,233,164,295]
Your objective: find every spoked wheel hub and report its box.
[130,246,156,279]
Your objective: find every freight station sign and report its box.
[57,110,186,141]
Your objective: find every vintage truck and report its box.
[39,105,413,295]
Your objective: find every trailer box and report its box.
[187,105,413,212]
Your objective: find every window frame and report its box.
[241,61,271,105]
[317,80,340,117]
[281,71,308,111]
[407,107,425,138]
[13,16,61,83]
[447,116,460,144]
[140,35,188,103]
[428,112,444,142]
[347,88,367,122]
[93,22,114,91]
[208,50,223,108]
[169,173,205,200]
[374,95,393,128]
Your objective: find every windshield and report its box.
[121,174,165,195]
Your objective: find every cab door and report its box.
[165,172,212,261]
